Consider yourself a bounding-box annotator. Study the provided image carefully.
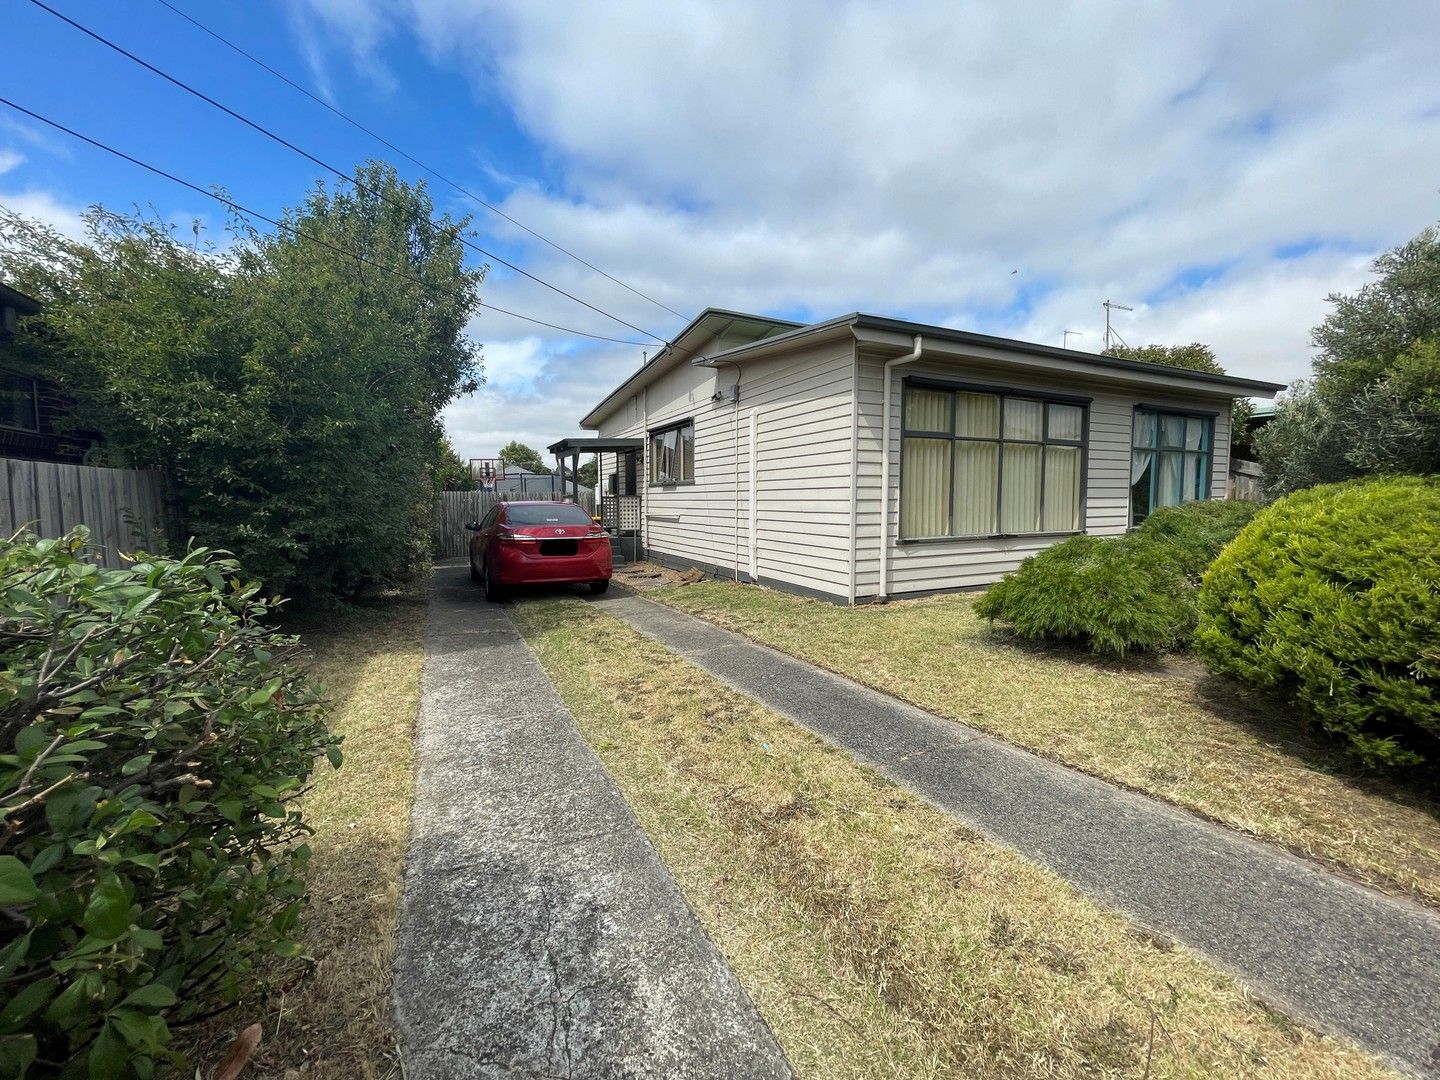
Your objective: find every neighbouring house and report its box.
[0,281,102,465]
[560,308,1284,604]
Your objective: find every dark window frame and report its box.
[899,377,1090,542]
[646,417,696,487]
[0,367,40,433]
[1129,406,1215,526]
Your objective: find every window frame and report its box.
[0,367,40,433]
[1128,405,1216,527]
[899,377,1091,542]
[646,417,696,487]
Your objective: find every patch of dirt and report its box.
[611,561,691,590]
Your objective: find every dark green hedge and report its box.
[1196,477,1440,767]
[0,530,339,1077]
[974,500,1260,658]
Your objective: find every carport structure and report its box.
[548,436,644,561]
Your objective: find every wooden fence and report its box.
[1228,459,1265,502]
[434,489,596,559]
[1,457,170,567]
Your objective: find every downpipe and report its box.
[877,335,923,602]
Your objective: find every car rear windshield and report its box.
[506,504,595,526]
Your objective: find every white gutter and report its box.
[877,335,923,602]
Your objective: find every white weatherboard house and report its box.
[559,309,1284,604]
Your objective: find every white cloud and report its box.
[0,150,24,176]
[303,0,1440,453]
[0,189,88,241]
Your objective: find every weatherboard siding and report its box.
[596,340,856,599]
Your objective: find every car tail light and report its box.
[496,529,539,543]
[584,528,608,538]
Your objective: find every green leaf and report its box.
[326,744,344,769]
[0,1033,36,1078]
[14,725,51,758]
[81,875,132,941]
[0,857,38,906]
[215,798,243,824]
[0,934,30,982]
[0,977,56,1034]
[88,1020,128,1079]
[120,754,153,776]
[119,984,176,1010]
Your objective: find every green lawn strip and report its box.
[514,596,1392,1080]
[649,583,1440,908]
[183,593,426,1079]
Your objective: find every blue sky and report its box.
[3,0,1440,460]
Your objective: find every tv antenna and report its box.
[1062,329,1082,349]
[1102,300,1133,351]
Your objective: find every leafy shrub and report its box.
[1196,477,1440,767]
[975,500,1260,658]
[0,529,339,1077]
[1134,500,1262,577]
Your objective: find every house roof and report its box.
[579,307,801,427]
[0,281,42,316]
[580,308,1287,428]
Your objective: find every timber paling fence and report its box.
[434,489,597,559]
[1,456,171,567]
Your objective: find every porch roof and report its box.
[547,437,643,455]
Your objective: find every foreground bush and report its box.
[1196,477,1440,767]
[975,500,1259,657]
[0,530,339,1077]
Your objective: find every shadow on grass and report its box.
[1190,673,1440,814]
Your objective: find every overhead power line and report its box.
[151,0,687,322]
[0,96,654,347]
[24,0,667,344]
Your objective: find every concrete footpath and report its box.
[392,565,791,1078]
[596,593,1440,1077]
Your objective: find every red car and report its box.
[466,500,612,601]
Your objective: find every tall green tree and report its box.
[1105,342,1252,433]
[0,162,484,601]
[1258,223,1440,495]
[498,440,548,473]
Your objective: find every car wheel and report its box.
[483,560,505,603]
[469,557,482,583]
[589,579,610,595]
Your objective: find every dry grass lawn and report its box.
[514,596,1395,1080]
[651,582,1440,908]
[184,592,426,1079]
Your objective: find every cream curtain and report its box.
[1000,443,1042,533]
[1042,446,1081,532]
[956,393,1000,438]
[1048,403,1083,441]
[1157,451,1184,507]
[1004,399,1043,440]
[953,441,998,535]
[901,438,951,537]
[906,388,950,432]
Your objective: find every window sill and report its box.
[897,530,1083,545]
[648,481,696,489]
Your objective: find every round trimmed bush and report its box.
[974,534,1196,658]
[975,500,1261,658]
[1195,476,1440,767]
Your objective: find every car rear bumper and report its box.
[495,540,611,584]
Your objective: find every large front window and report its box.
[1130,408,1212,525]
[900,382,1086,539]
[649,419,694,484]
